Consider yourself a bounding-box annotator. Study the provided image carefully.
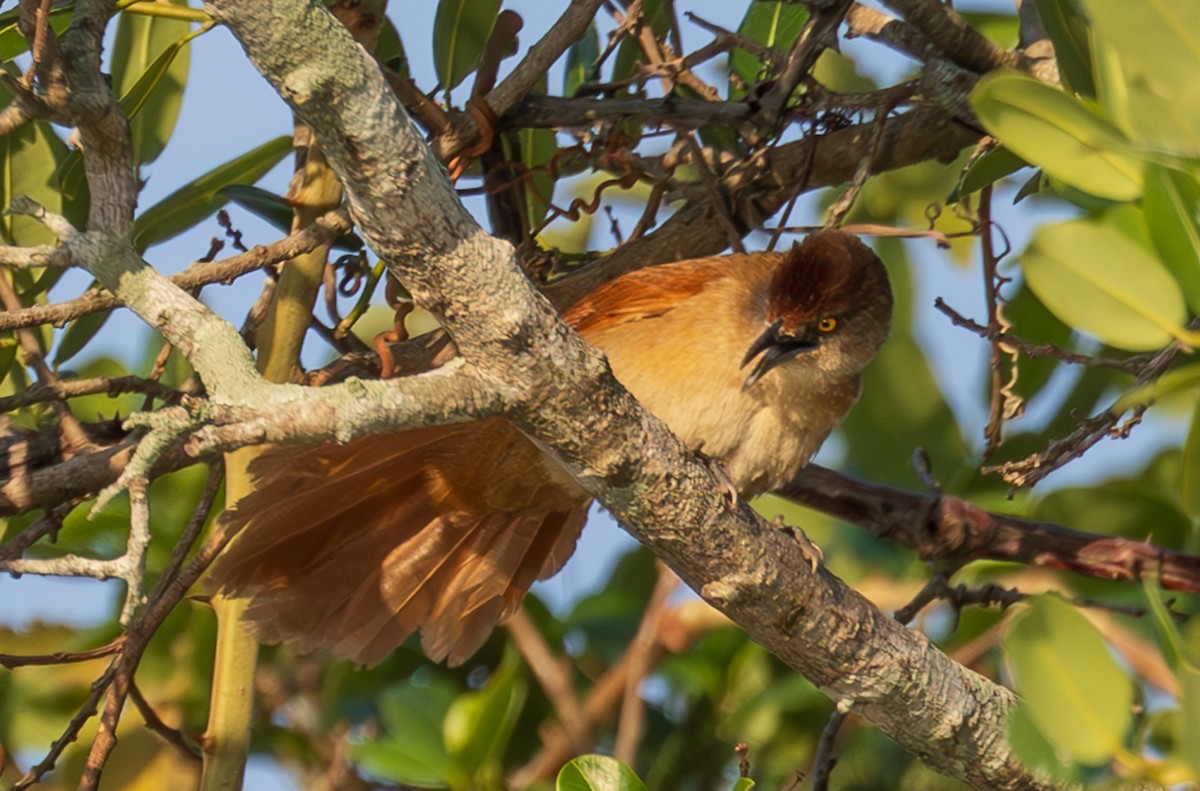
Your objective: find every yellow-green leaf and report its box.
[1142,163,1200,314]
[1022,218,1190,350]
[1184,399,1200,520]
[1005,595,1133,766]
[111,0,192,165]
[971,71,1144,200]
[1082,0,1200,155]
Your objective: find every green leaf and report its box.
[729,779,756,791]
[1183,400,1200,521]
[970,71,1144,200]
[132,135,292,253]
[1032,0,1095,98]
[219,183,363,253]
[0,91,70,248]
[1081,0,1200,155]
[443,652,526,785]
[564,22,599,97]
[53,308,112,368]
[1021,218,1189,351]
[0,3,72,62]
[376,16,408,77]
[1005,595,1133,766]
[949,145,1028,203]
[557,755,649,791]
[216,184,293,234]
[111,0,191,165]
[350,677,456,787]
[1007,701,1080,782]
[1181,619,1200,778]
[728,2,808,98]
[518,126,558,232]
[1142,163,1200,314]
[432,0,500,92]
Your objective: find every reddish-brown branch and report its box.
[782,465,1200,593]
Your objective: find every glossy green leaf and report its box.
[1021,218,1189,351]
[729,779,756,791]
[950,145,1028,203]
[443,653,526,784]
[1183,400,1200,520]
[0,91,70,248]
[518,126,558,231]
[0,3,72,62]
[111,0,191,165]
[350,678,456,786]
[564,22,599,97]
[52,309,112,368]
[432,0,500,92]
[557,755,649,791]
[1005,595,1133,766]
[1033,0,1095,98]
[1082,0,1200,154]
[728,1,808,99]
[217,183,362,251]
[132,135,291,253]
[971,71,1144,200]
[217,184,293,234]
[1142,163,1200,314]
[376,16,408,77]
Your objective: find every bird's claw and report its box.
[691,441,739,510]
[774,515,824,572]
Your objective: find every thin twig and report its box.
[129,681,202,762]
[0,375,182,414]
[0,638,124,669]
[613,562,678,765]
[934,298,1148,373]
[810,703,850,791]
[0,208,354,332]
[682,131,744,253]
[505,608,591,753]
[0,271,94,454]
[978,185,1018,455]
[983,318,1200,489]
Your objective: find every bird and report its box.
[210,230,894,666]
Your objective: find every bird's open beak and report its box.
[740,319,818,390]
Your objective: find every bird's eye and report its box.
[817,316,838,333]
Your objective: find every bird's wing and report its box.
[563,256,734,334]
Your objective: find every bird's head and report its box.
[741,231,893,390]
